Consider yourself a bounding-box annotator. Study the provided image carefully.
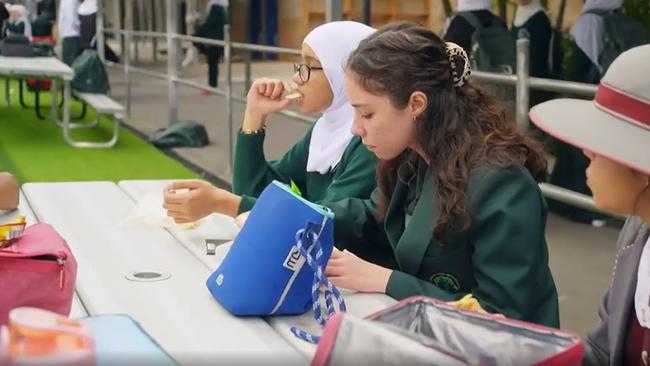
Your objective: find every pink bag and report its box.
[0,223,77,325]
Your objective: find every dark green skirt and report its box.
[62,36,81,66]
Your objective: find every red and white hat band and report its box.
[594,83,650,130]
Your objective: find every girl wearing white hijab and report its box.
[570,0,624,79]
[511,0,551,102]
[443,0,503,55]
[512,0,545,28]
[164,22,383,261]
[457,0,492,12]
[207,0,228,8]
[6,5,32,39]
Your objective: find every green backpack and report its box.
[458,11,517,74]
[150,121,209,148]
[71,50,110,94]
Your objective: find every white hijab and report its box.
[78,0,97,16]
[303,21,375,174]
[9,5,31,39]
[570,0,623,67]
[513,0,545,27]
[207,0,229,8]
[457,0,493,12]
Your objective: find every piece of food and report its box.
[284,91,302,100]
[0,216,26,248]
[177,220,200,230]
[448,294,485,313]
[283,82,302,100]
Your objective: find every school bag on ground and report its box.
[313,296,584,366]
[150,120,209,148]
[71,50,110,94]
[458,11,516,74]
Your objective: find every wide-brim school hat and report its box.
[529,44,650,175]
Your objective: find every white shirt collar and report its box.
[635,236,650,328]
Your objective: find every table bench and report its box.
[72,92,124,148]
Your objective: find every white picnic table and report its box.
[21,181,305,365]
[117,179,397,359]
[0,57,80,146]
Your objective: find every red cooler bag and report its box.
[313,296,583,366]
[0,223,77,325]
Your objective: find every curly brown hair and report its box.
[346,22,547,242]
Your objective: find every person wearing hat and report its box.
[530,44,650,365]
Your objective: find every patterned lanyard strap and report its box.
[289,226,346,344]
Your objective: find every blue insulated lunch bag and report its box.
[206,181,335,316]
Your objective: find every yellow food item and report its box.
[0,216,26,248]
[448,294,485,313]
[177,221,199,230]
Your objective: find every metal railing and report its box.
[103,23,314,176]
[100,4,616,219]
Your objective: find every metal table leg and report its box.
[3,78,9,106]
[50,79,58,122]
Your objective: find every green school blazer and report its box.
[232,127,396,267]
[232,127,377,212]
[331,163,560,327]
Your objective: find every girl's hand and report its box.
[163,180,241,222]
[325,248,392,293]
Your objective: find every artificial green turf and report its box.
[0,80,199,182]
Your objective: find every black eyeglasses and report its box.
[294,63,324,83]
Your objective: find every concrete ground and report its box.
[107,52,621,337]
